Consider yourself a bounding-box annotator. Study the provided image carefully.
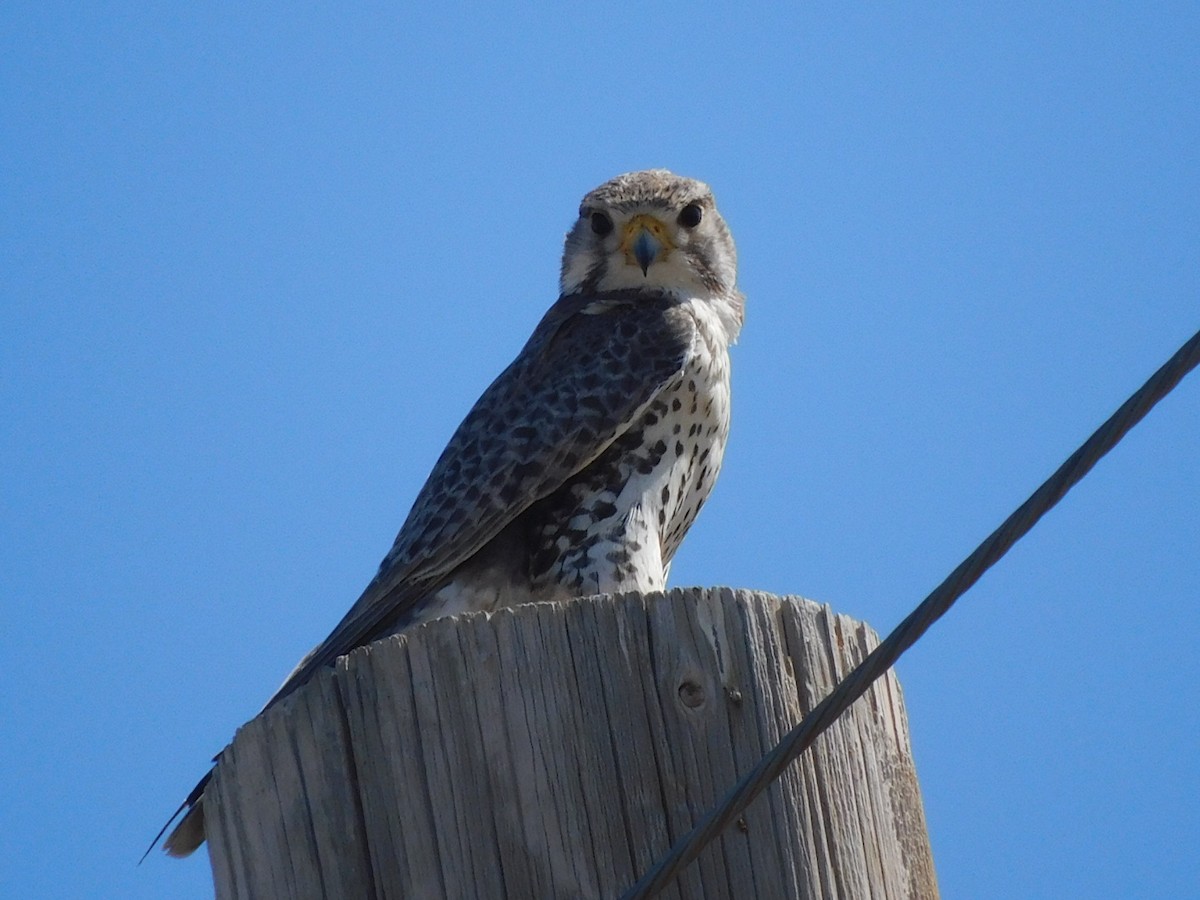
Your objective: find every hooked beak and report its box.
[620,214,674,275]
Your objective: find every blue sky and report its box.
[3,4,1198,898]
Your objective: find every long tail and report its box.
[145,578,427,862]
[141,768,212,862]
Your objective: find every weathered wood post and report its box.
[204,588,938,898]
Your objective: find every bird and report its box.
[157,168,744,858]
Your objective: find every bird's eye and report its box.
[590,211,614,236]
[677,204,703,229]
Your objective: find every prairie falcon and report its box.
[159,169,744,857]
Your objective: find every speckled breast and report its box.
[524,334,731,598]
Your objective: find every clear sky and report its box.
[3,4,1198,898]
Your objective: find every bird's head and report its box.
[560,170,741,313]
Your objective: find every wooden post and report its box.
[205,588,938,899]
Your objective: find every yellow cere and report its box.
[619,214,675,266]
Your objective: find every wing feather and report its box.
[267,289,696,705]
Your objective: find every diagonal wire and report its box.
[623,326,1200,900]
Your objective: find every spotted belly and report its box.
[402,337,731,630]
[523,346,730,600]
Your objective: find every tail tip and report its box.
[162,798,207,858]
